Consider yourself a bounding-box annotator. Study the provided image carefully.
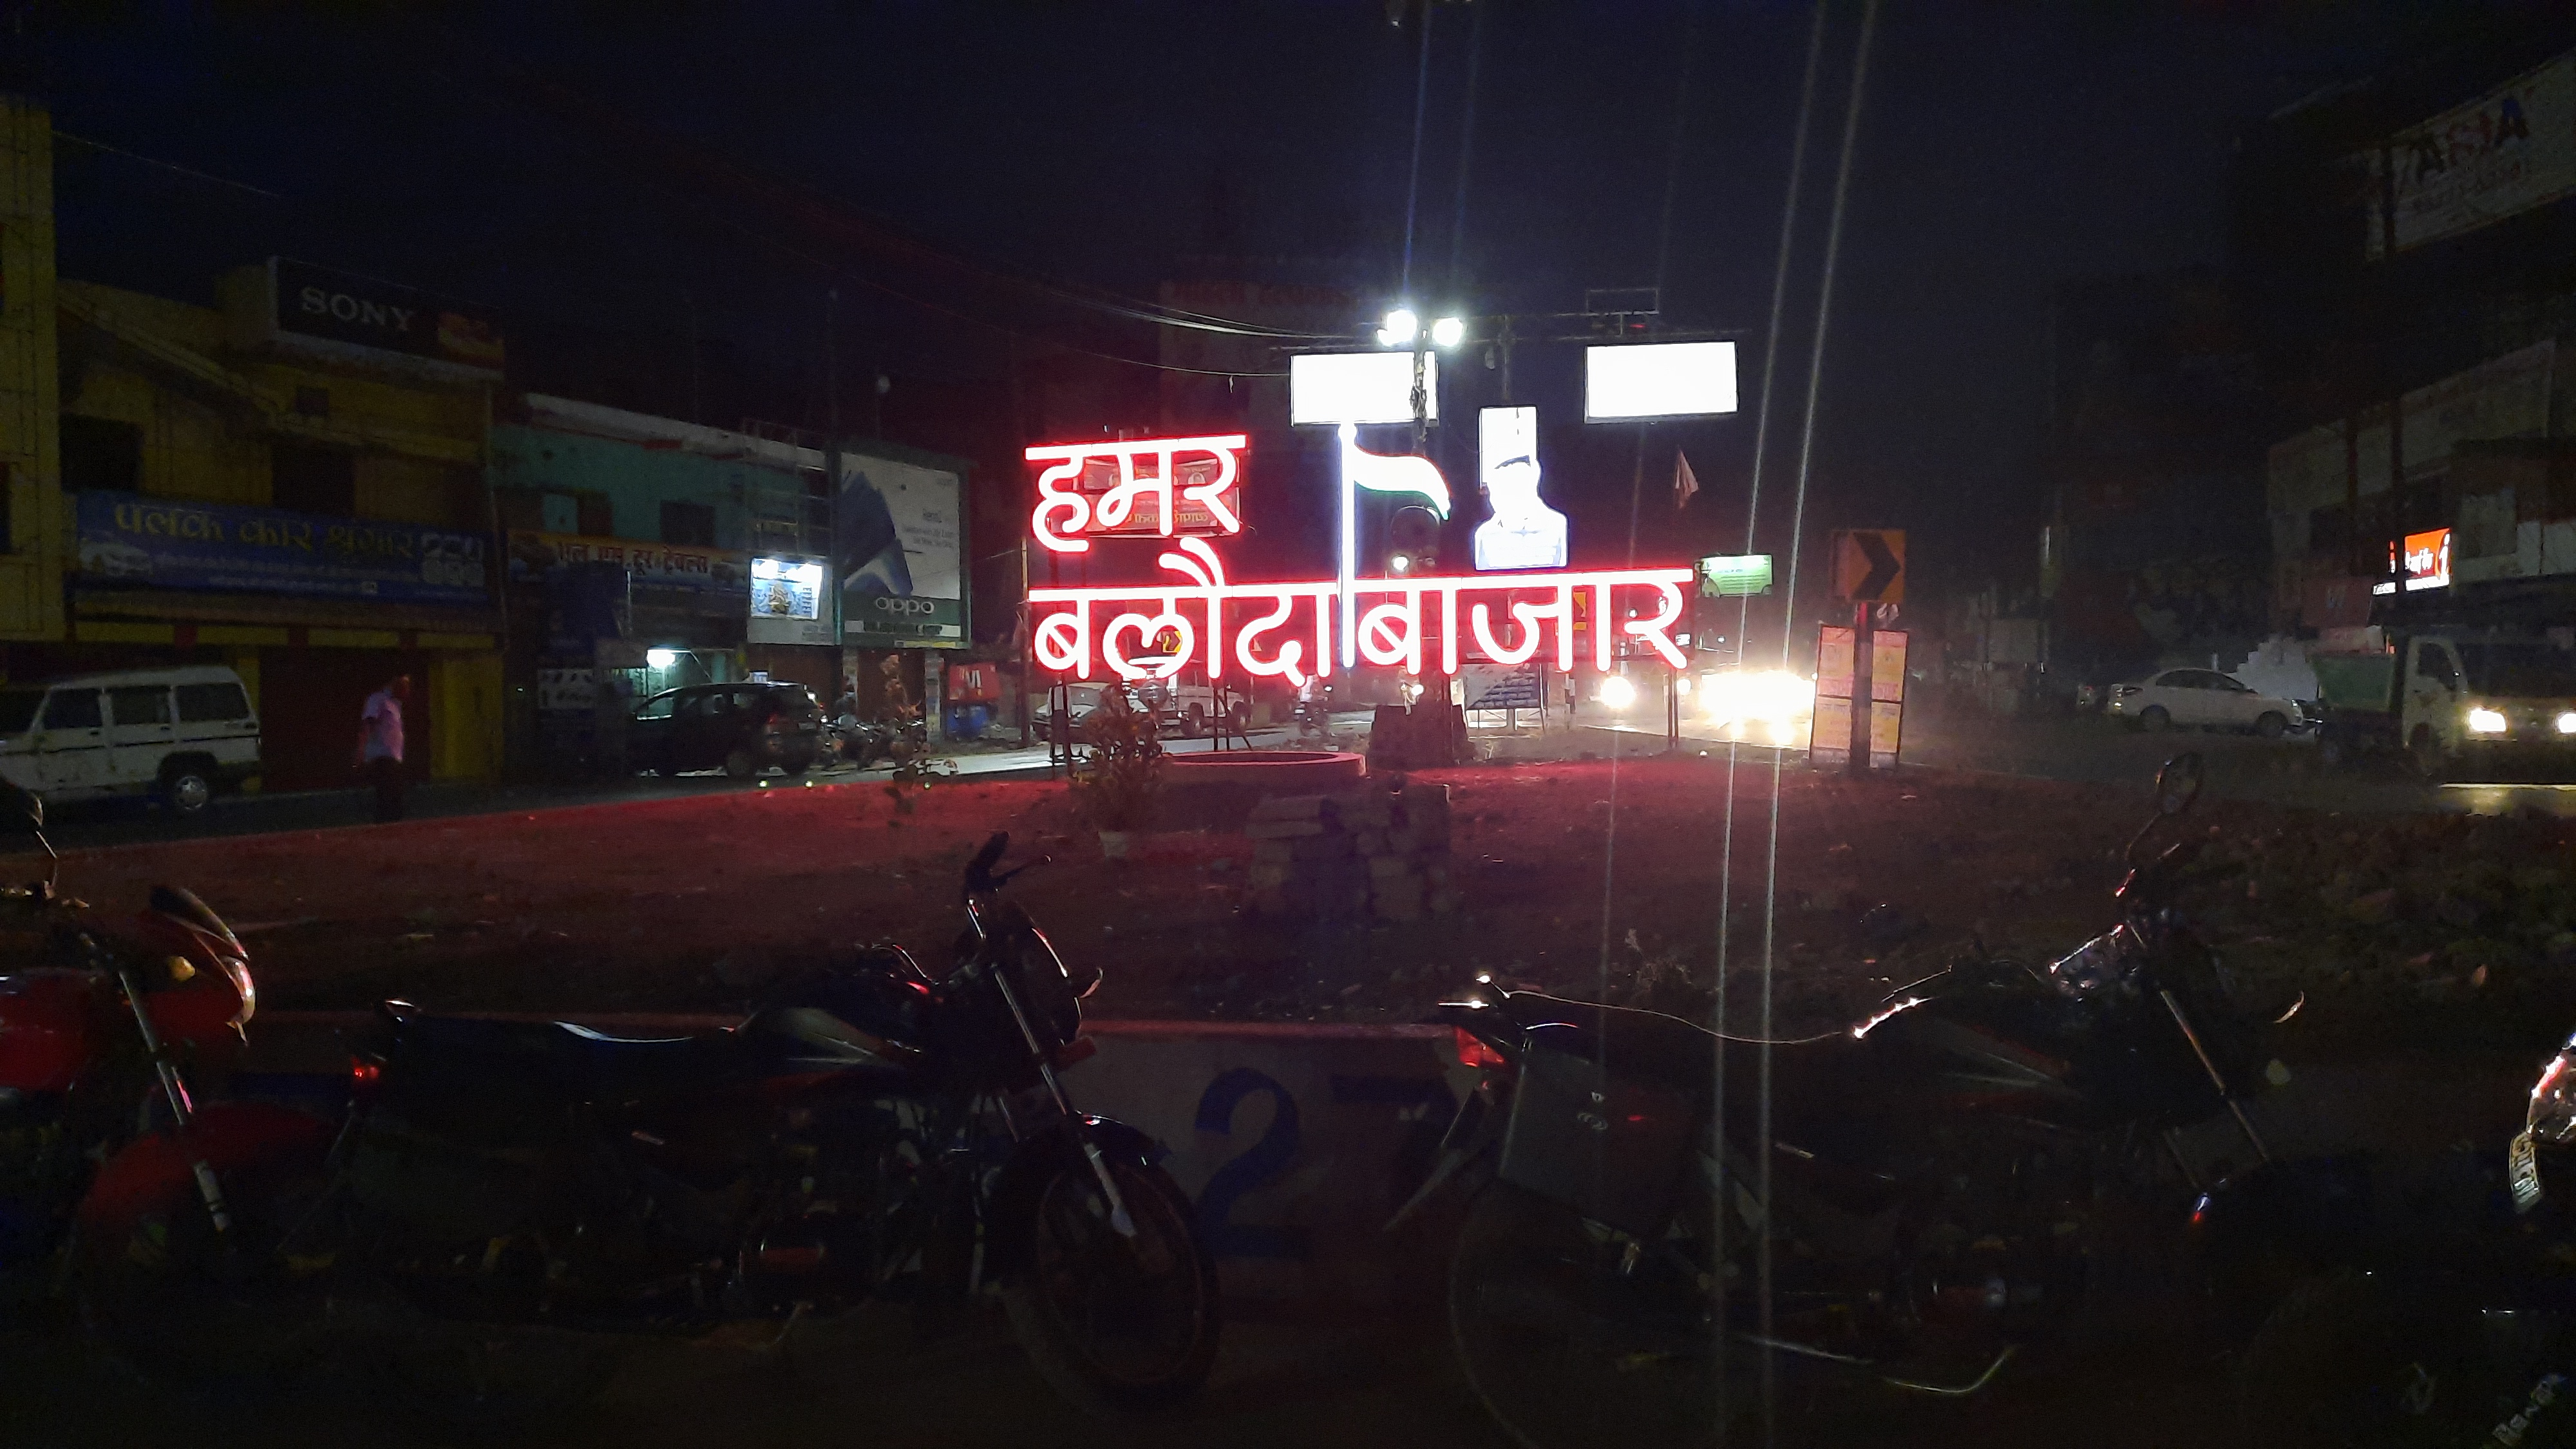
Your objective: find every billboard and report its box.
[77,491,487,606]
[2363,51,2576,258]
[1290,351,1439,426]
[1584,342,1739,421]
[839,451,964,648]
[262,258,505,379]
[1698,554,1773,596]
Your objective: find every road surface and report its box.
[27,715,1379,852]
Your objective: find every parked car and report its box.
[1133,679,1251,737]
[0,665,260,816]
[2106,667,2305,737]
[1033,681,1150,744]
[629,681,822,779]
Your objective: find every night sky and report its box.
[14,0,2435,621]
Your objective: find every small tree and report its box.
[1071,689,1165,831]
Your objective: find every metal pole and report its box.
[1848,602,1872,775]
[2381,140,2405,611]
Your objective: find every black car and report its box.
[630,681,822,779]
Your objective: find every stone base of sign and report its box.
[1245,781,1458,922]
[1365,703,1470,771]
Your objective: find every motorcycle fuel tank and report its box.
[0,970,96,1093]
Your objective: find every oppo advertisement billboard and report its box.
[838,450,965,649]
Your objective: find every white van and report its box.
[0,666,261,815]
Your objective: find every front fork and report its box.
[989,965,1136,1238]
[112,960,232,1236]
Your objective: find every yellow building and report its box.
[3,92,504,791]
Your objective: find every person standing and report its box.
[355,676,412,823]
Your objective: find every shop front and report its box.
[505,531,756,773]
[54,493,499,794]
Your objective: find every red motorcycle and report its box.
[0,784,324,1321]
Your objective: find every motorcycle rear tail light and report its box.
[1454,1027,1508,1070]
[350,1056,384,1092]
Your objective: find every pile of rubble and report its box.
[1244,780,1461,922]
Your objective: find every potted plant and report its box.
[1071,690,1164,857]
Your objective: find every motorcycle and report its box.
[2222,1031,2576,1446]
[85,831,1219,1420]
[0,781,314,1314]
[1392,753,2292,1446]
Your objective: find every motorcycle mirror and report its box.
[965,832,1010,896]
[0,780,43,834]
[2154,753,2205,816]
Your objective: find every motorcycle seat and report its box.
[551,1023,746,1101]
[1499,990,1886,1149]
[383,1010,745,1103]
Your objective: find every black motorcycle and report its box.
[90,833,1218,1420]
[1393,753,2291,1447]
[2224,1030,2576,1448]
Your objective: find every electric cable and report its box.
[50,129,282,200]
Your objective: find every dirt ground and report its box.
[14,757,2576,1045]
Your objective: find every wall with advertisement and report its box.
[838,449,965,649]
[2362,51,2576,258]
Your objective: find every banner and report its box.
[839,450,965,648]
[75,491,488,605]
[2363,52,2576,257]
[507,531,746,607]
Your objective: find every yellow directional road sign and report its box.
[1831,529,1905,603]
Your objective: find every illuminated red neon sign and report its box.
[1024,435,1245,553]
[1024,435,1691,683]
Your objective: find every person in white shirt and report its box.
[354,676,412,822]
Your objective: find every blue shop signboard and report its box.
[76,492,489,605]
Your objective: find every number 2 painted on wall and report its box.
[1191,1067,1310,1260]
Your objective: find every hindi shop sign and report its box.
[506,532,746,607]
[1023,436,1693,688]
[76,492,488,606]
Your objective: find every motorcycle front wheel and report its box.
[2239,1269,2521,1449]
[1002,1157,1218,1416]
[73,1162,332,1393]
[1449,1183,1743,1449]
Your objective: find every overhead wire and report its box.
[50,129,282,200]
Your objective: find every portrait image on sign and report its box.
[1475,407,1566,572]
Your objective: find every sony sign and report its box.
[260,257,506,379]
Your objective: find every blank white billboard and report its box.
[1584,341,1739,421]
[1291,351,1441,426]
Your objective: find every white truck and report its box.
[2311,629,2576,777]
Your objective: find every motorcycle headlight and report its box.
[2531,1040,2576,1144]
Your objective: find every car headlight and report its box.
[2557,712,2576,735]
[2533,1043,2576,1144]
[1598,676,1637,710]
[2468,706,2510,735]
